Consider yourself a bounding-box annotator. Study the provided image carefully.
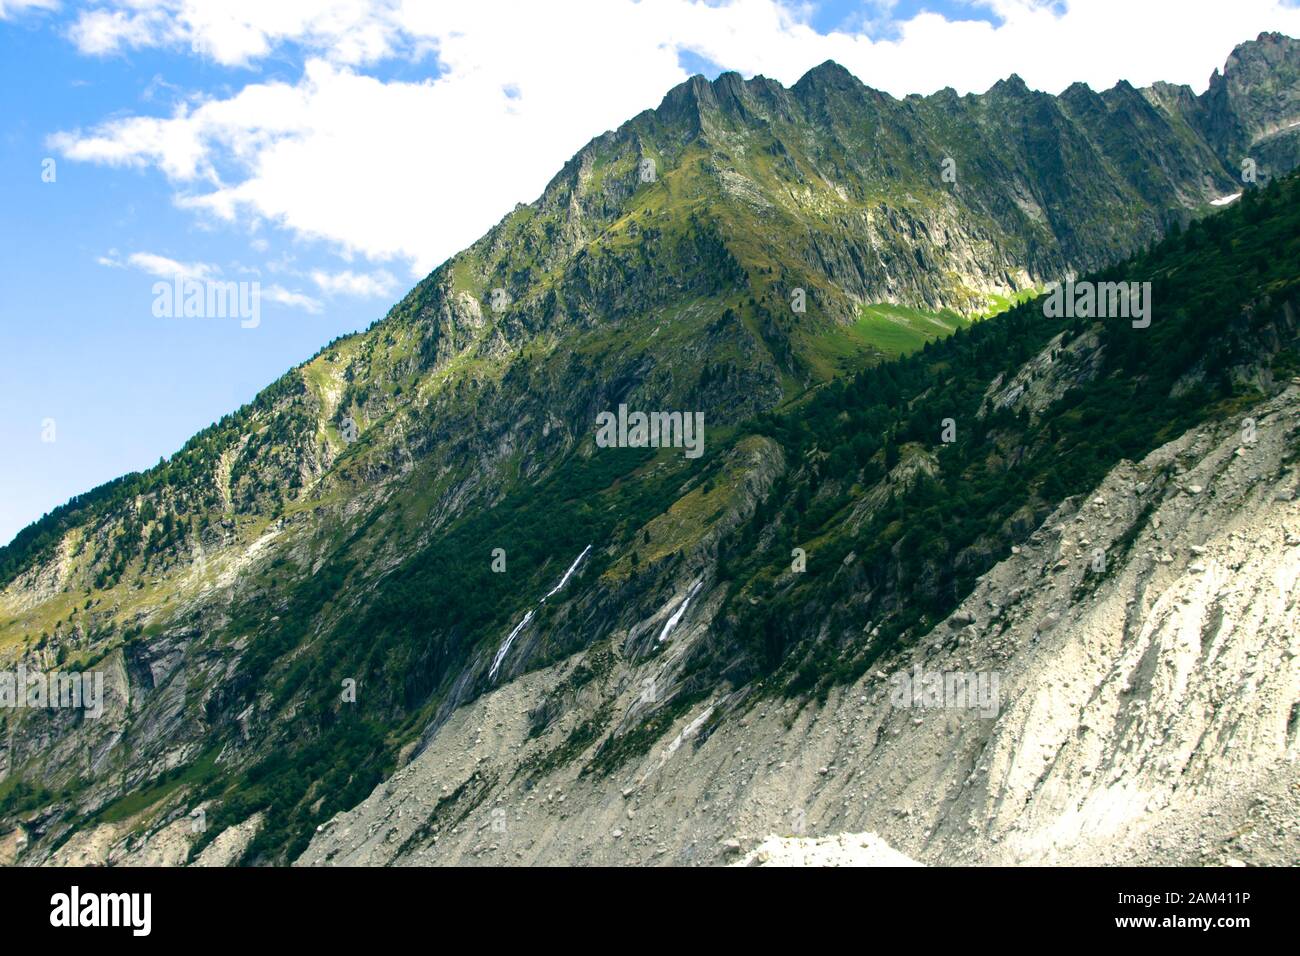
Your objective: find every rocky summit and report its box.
[2,33,1299,867]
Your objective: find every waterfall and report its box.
[656,579,702,643]
[488,544,593,682]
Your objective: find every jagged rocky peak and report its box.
[651,68,789,132]
[985,72,1033,97]
[1202,31,1300,161]
[794,58,862,90]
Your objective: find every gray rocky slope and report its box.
[297,379,1300,867]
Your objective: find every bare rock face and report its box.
[192,813,264,867]
[906,387,1300,865]
[1202,32,1300,177]
[979,329,1104,422]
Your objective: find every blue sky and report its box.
[0,24,387,547]
[1,0,1297,547]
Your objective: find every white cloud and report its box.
[51,1,1300,281]
[66,0,405,66]
[0,0,57,20]
[263,284,323,312]
[311,268,397,297]
[98,249,218,281]
[69,7,171,55]
[128,251,217,281]
[96,249,322,311]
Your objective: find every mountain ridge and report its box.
[2,34,1299,865]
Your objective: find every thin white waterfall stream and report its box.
[543,544,593,599]
[488,608,534,681]
[488,545,592,681]
[656,579,702,643]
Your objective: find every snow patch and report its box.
[736,832,923,867]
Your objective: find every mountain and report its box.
[2,34,1298,866]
